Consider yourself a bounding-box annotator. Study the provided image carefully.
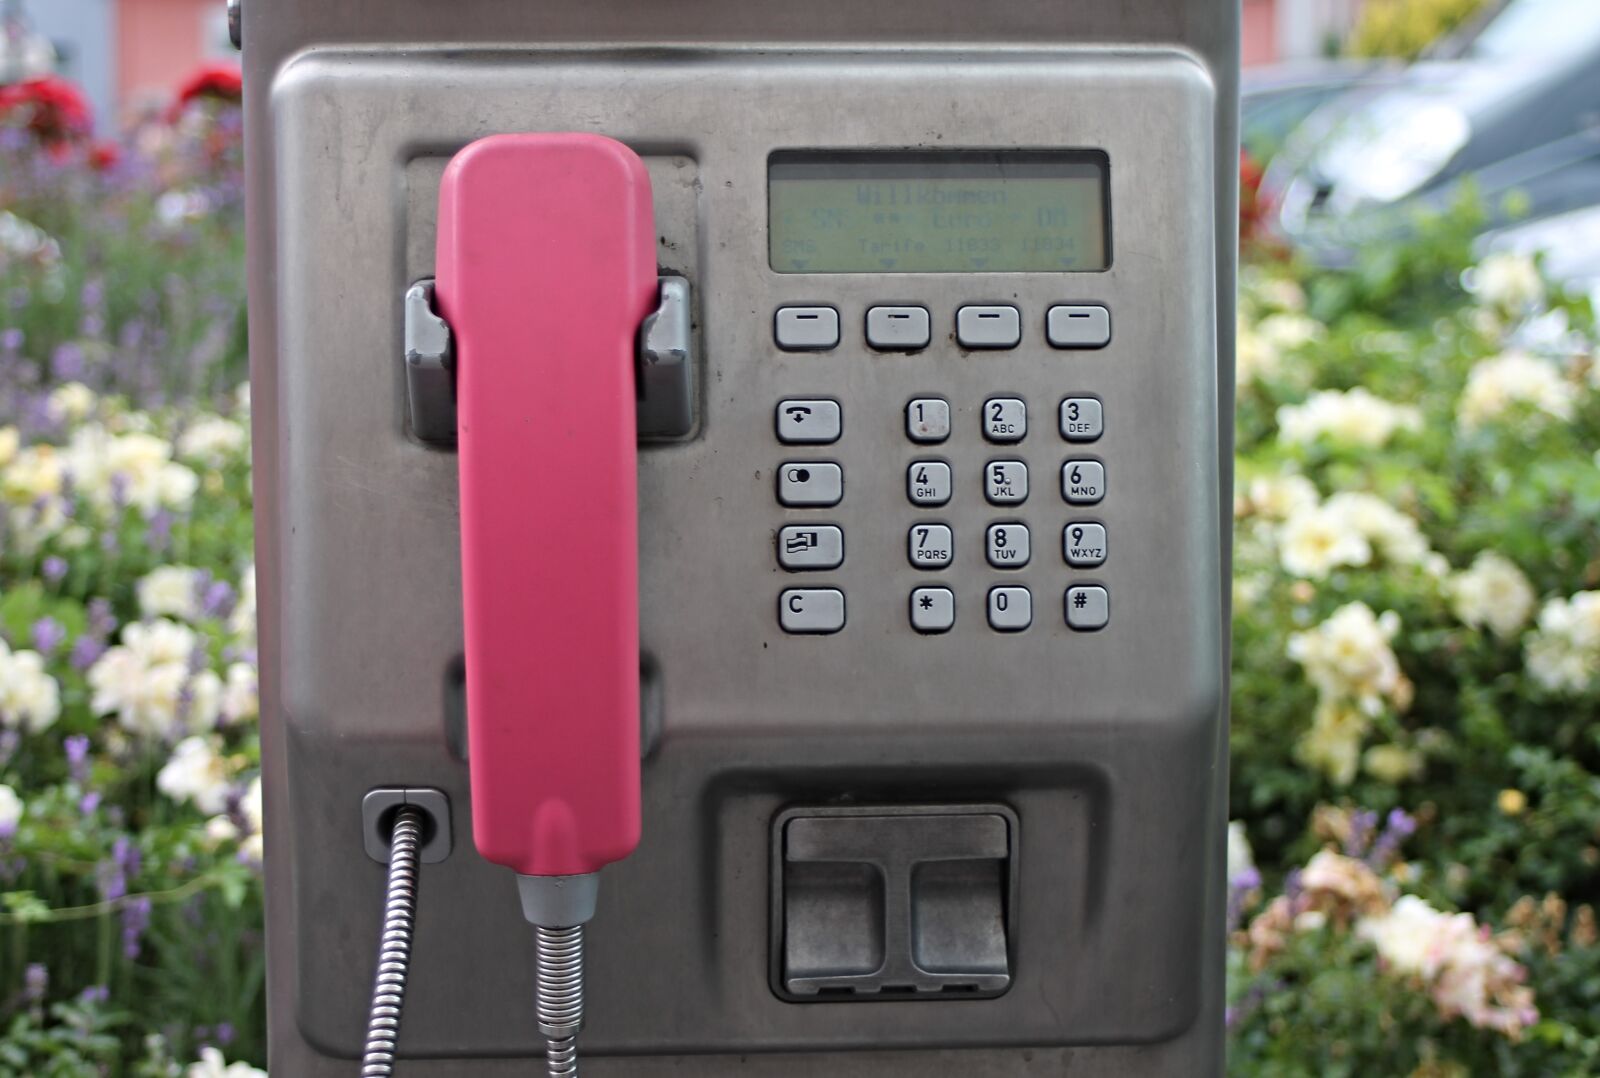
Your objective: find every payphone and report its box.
[244,0,1239,1074]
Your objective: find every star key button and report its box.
[910,587,954,633]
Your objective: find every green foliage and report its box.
[1348,0,1491,61]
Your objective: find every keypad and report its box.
[908,524,954,569]
[984,461,1028,505]
[908,461,952,506]
[986,524,1030,569]
[772,301,1115,634]
[777,399,841,444]
[983,398,1026,443]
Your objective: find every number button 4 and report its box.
[907,461,953,506]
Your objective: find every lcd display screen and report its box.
[768,150,1109,273]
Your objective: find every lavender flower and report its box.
[146,508,174,551]
[64,734,91,784]
[23,963,47,1004]
[41,555,68,583]
[50,342,85,382]
[78,985,109,1005]
[1369,808,1418,869]
[121,896,152,959]
[70,636,107,671]
[87,599,118,638]
[1343,809,1379,859]
[200,578,235,620]
[30,617,66,656]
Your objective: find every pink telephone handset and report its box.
[435,133,656,1069]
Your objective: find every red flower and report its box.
[168,64,244,122]
[0,76,93,145]
[88,140,122,171]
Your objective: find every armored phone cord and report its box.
[361,806,423,1077]
[535,925,585,1076]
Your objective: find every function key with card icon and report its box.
[777,525,844,571]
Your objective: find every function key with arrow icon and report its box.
[775,399,841,444]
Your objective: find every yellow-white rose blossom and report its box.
[184,1046,267,1078]
[1279,504,1371,578]
[136,565,205,621]
[1471,251,1544,313]
[0,425,17,467]
[1525,592,1600,694]
[1277,388,1423,449]
[1288,602,1407,717]
[0,639,62,733]
[0,783,22,836]
[156,736,235,815]
[1449,552,1536,639]
[1457,351,1577,430]
[45,381,96,424]
[176,415,249,468]
[87,619,224,738]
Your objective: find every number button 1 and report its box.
[985,461,1028,505]
[908,524,954,569]
[906,399,951,443]
[984,398,1026,443]
[908,461,952,506]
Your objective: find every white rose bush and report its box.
[1229,199,1600,1074]
[0,76,263,1075]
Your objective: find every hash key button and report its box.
[1062,460,1105,504]
[1066,586,1109,631]
[777,399,842,444]
[778,461,843,507]
[780,589,846,634]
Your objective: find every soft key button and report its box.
[908,524,954,569]
[957,306,1021,349]
[776,400,841,444]
[866,306,931,350]
[1046,305,1111,349]
[780,589,846,634]
[775,307,840,351]
[778,525,844,571]
[778,461,843,507]
[983,398,1026,443]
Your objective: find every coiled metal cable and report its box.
[536,924,585,1077]
[362,806,423,1077]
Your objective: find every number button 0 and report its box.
[1060,397,1103,442]
[908,524,954,569]
[986,523,1031,568]
[987,586,1032,632]
[984,398,1026,443]
[1062,460,1105,504]
[907,399,951,444]
[908,461,952,506]
[985,461,1028,505]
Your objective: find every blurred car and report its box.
[1484,201,1600,309]
[1261,0,1600,262]
[1242,60,1404,164]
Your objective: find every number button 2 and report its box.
[984,398,1026,443]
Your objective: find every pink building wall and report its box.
[1243,0,1279,66]
[116,0,218,118]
